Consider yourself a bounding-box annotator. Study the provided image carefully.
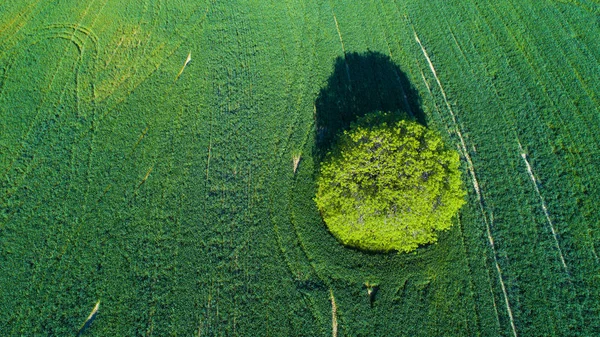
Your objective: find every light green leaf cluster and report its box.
[315,117,465,253]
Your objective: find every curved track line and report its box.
[1,24,99,194]
[517,139,570,274]
[6,1,105,332]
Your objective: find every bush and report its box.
[315,113,465,253]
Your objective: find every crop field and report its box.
[1,0,599,336]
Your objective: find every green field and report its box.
[1,0,600,335]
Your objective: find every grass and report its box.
[1,0,600,336]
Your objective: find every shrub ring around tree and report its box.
[315,112,466,253]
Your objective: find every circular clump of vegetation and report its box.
[315,113,466,253]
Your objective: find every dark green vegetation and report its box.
[315,114,465,252]
[1,0,600,336]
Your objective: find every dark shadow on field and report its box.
[314,51,426,159]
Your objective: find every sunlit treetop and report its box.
[315,112,466,253]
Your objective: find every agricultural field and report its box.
[1,0,599,335]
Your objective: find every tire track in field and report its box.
[0,29,94,219]
[517,139,570,273]
[43,0,100,100]
[74,3,214,331]
[414,54,500,332]
[388,11,474,336]
[495,0,600,264]
[68,1,213,209]
[50,21,102,263]
[437,1,577,331]
[229,8,255,332]
[440,1,586,332]
[19,0,105,309]
[39,11,204,318]
[1,0,209,205]
[328,2,351,85]
[129,97,187,334]
[445,0,577,277]
[409,20,519,337]
[446,0,579,288]
[0,2,102,192]
[473,0,594,292]
[17,17,102,334]
[5,1,108,331]
[1,18,102,227]
[276,1,314,158]
[137,108,184,334]
[243,4,329,332]
[417,57,510,337]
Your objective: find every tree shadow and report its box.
[314,51,426,159]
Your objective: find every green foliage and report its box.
[316,114,465,252]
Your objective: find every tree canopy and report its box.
[315,113,466,253]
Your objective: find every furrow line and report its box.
[517,139,573,273]
[331,12,346,55]
[330,289,338,337]
[329,5,351,85]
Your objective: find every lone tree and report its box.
[315,113,465,253]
